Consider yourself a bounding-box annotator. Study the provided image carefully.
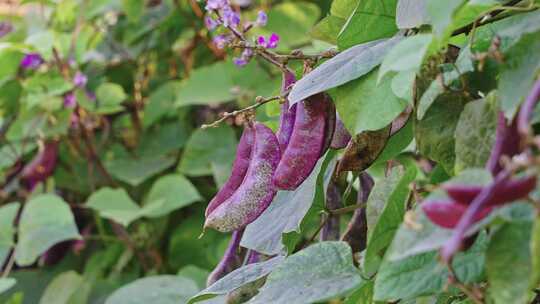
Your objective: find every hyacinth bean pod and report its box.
[341,172,373,253]
[20,140,59,190]
[205,126,255,217]
[485,112,520,175]
[273,93,330,190]
[443,175,537,206]
[205,122,280,232]
[276,70,297,152]
[206,230,245,286]
[422,200,493,229]
[320,96,336,156]
[320,181,342,241]
[330,116,351,149]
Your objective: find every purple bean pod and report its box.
[273,93,330,190]
[20,141,59,190]
[320,96,336,156]
[486,112,520,175]
[205,123,280,232]
[330,115,351,149]
[276,70,297,152]
[341,172,374,253]
[320,181,342,241]
[206,126,255,217]
[207,230,245,286]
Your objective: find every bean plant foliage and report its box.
[0,0,539,303]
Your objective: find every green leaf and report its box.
[94,83,127,114]
[142,81,182,128]
[454,95,498,173]
[333,69,408,135]
[427,0,466,37]
[106,275,199,304]
[15,194,81,266]
[179,125,237,178]
[250,242,363,304]
[343,281,373,304]
[531,218,540,288]
[337,0,398,49]
[378,34,433,82]
[311,0,359,44]
[0,278,16,295]
[0,203,20,266]
[499,32,540,119]
[39,271,84,304]
[176,62,235,106]
[364,164,417,275]
[122,0,144,22]
[396,0,430,29]
[374,234,487,301]
[375,118,413,164]
[188,256,285,304]
[177,265,209,290]
[415,92,467,174]
[142,174,201,218]
[288,36,401,105]
[486,221,534,304]
[0,44,24,84]
[241,156,333,255]
[105,154,176,186]
[86,188,141,226]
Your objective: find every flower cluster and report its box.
[20,53,44,70]
[204,0,279,67]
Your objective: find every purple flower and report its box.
[73,71,87,88]
[63,92,77,108]
[255,11,267,27]
[233,57,248,67]
[257,33,280,49]
[205,16,220,30]
[213,34,230,49]
[0,22,13,38]
[222,6,240,27]
[205,0,228,11]
[20,53,44,69]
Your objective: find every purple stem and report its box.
[485,112,520,175]
[440,170,511,262]
[517,78,540,137]
[206,229,245,286]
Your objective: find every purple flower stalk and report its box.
[63,92,77,108]
[205,16,220,30]
[257,33,279,49]
[221,6,240,27]
[213,34,230,49]
[20,53,44,70]
[255,11,267,27]
[233,48,253,67]
[73,71,87,88]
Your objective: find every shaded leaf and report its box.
[142,174,201,217]
[0,203,19,266]
[250,242,363,304]
[105,154,176,186]
[86,188,140,226]
[15,194,80,266]
[378,34,432,82]
[0,278,16,295]
[396,0,430,29]
[39,271,84,304]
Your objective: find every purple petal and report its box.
[257,35,266,46]
[266,33,279,49]
[205,0,228,11]
[233,57,248,67]
[63,92,77,108]
[20,53,44,69]
[73,71,87,88]
[255,11,267,27]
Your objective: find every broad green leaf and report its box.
[250,242,363,304]
[396,0,430,29]
[94,82,127,114]
[0,203,20,266]
[288,36,402,105]
[241,156,332,255]
[179,125,236,178]
[39,271,84,304]
[0,44,24,84]
[333,69,408,135]
[177,265,209,290]
[498,32,540,119]
[0,278,16,295]
[143,81,182,128]
[343,281,373,304]
[105,154,176,186]
[454,95,498,173]
[122,0,144,22]
[142,174,201,217]
[312,0,358,44]
[15,194,81,266]
[106,275,199,304]
[86,188,141,226]
[176,62,235,106]
[427,0,466,37]
[188,256,285,304]
[531,218,540,288]
[364,164,417,275]
[337,0,398,49]
[378,34,432,82]
[415,92,467,174]
[486,221,533,304]
[375,118,413,164]
[374,234,487,301]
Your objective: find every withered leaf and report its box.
[337,126,391,173]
